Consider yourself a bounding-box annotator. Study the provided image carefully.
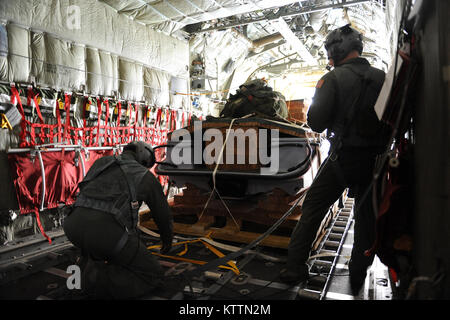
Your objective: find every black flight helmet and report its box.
[324,24,363,65]
[124,141,156,168]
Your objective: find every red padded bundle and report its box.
[8,149,113,243]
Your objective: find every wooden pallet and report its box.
[140,214,294,249]
[139,182,348,249]
[139,196,345,250]
[166,185,305,228]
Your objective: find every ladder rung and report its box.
[328,233,342,241]
[334,221,348,227]
[324,240,340,248]
[331,226,346,233]
[297,288,321,300]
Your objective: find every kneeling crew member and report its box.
[63,141,173,299]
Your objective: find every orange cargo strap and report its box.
[148,235,240,275]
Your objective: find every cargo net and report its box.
[7,85,194,243]
[9,85,193,148]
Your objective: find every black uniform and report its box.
[286,57,387,291]
[63,151,173,299]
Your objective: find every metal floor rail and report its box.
[168,197,355,300]
[0,230,77,287]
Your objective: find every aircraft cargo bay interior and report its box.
[0,0,448,308]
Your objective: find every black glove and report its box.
[160,242,172,255]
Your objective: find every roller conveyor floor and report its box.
[0,198,393,301]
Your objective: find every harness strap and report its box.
[115,156,140,228]
[328,67,373,159]
[109,156,141,259]
[76,155,141,259]
[328,157,347,187]
[111,230,129,258]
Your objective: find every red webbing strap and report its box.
[165,108,170,129]
[126,102,132,126]
[126,102,132,143]
[144,106,152,141]
[134,103,141,141]
[134,103,139,141]
[82,97,88,147]
[158,107,164,145]
[188,112,192,126]
[171,109,177,131]
[156,107,162,127]
[115,101,122,144]
[28,87,44,124]
[24,88,36,146]
[104,98,110,145]
[34,207,52,244]
[181,111,185,127]
[11,86,29,147]
[104,99,110,127]
[160,108,171,187]
[63,93,71,144]
[87,98,96,147]
[26,89,31,110]
[34,94,44,124]
[167,109,172,131]
[138,106,146,142]
[96,98,102,146]
[152,107,162,145]
[55,96,62,143]
[28,88,46,145]
[164,108,170,143]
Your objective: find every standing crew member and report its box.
[63,141,173,299]
[279,24,389,295]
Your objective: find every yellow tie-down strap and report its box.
[147,232,240,275]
